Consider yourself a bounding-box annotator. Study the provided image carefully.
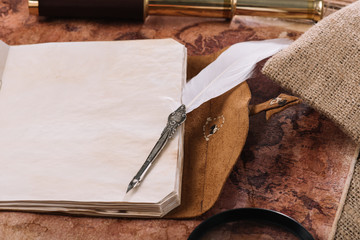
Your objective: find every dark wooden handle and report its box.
[38,0,144,20]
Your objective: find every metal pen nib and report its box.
[126,179,140,193]
[126,105,186,193]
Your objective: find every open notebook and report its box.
[0,39,186,217]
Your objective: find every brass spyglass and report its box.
[29,0,323,21]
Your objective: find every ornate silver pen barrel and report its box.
[127,105,186,193]
[28,0,323,21]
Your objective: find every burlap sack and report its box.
[262,1,360,144]
[262,2,360,239]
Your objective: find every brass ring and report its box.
[230,0,237,18]
[313,0,324,22]
[143,0,149,20]
[28,0,39,15]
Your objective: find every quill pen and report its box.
[126,38,292,193]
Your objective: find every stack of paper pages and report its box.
[0,39,186,217]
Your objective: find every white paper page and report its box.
[0,39,185,203]
[0,41,9,81]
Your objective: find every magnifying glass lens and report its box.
[200,220,300,240]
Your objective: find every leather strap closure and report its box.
[249,93,302,120]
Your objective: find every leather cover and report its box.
[167,52,251,218]
[167,51,301,218]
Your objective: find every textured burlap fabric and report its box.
[334,158,360,239]
[262,1,360,144]
[262,2,360,239]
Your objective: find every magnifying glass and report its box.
[188,208,314,240]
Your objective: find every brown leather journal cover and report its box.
[167,52,301,218]
[169,85,251,218]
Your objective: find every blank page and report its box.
[0,39,186,204]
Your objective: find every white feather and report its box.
[182,39,292,113]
